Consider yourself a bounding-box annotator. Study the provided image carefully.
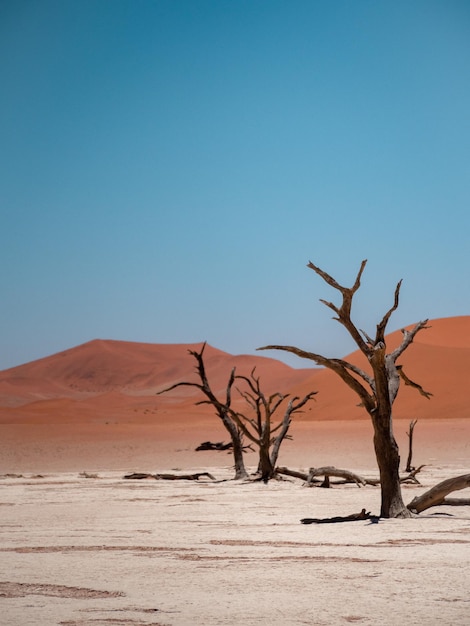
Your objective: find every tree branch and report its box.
[390,320,430,361]
[397,366,433,399]
[375,280,402,344]
[257,344,375,413]
[307,259,371,355]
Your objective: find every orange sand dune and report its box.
[0,316,469,473]
[287,316,470,421]
[0,339,315,422]
[0,316,469,425]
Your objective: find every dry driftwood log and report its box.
[301,508,379,524]
[123,472,216,481]
[407,474,470,513]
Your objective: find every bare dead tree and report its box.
[231,369,317,481]
[405,419,418,472]
[158,343,249,480]
[259,260,432,518]
[158,344,317,482]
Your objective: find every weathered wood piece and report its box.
[301,508,379,524]
[436,498,470,507]
[407,474,470,513]
[307,466,368,487]
[123,472,216,481]
[276,467,309,481]
[277,465,423,487]
[400,465,424,484]
[196,441,233,451]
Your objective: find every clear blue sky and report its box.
[1,0,469,370]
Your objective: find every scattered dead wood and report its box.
[278,466,370,486]
[277,465,424,487]
[123,472,216,481]
[277,466,375,486]
[196,441,233,451]
[307,466,368,487]
[434,498,470,507]
[276,467,309,481]
[400,465,425,484]
[301,508,379,524]
[407,474,470,513]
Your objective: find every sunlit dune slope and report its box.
[0,339,315,423]
[0,316,468,425]
[287,316,470,421]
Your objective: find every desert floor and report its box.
[1,419,470,625]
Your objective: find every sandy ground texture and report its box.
[1,427,470,626]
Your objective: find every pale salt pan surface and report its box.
[1,464,470,626]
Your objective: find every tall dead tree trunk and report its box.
[259,260,432,518]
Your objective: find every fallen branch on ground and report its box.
[301,508,379,524]
[276,465,423,487]
[276,466,375,487]
[307,466,368,487]
[276,467,310,481]
[196,441,233,451]
[407,474,470,513]
[400,465,425,484]
[434,498,470,507]
[123,472,216,481]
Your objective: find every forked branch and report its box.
[307,259,370,354]
[390,320,430,361]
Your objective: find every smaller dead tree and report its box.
[405,419,418,473]
[158,343,249,479]
[159,343,316,482]
[231,369,317,481]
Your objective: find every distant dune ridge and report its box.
[0,316,469,424]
